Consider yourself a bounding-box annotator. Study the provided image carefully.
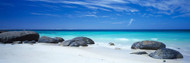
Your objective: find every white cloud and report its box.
[28,0,190,17]
[127,0,190,15]
[28,0,138,12]
[84,14,97,17]
[128,18,134,26]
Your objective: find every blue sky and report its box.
[0,0,190,29]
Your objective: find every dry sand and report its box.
[0,43,186,63]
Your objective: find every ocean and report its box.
[36,30,190,61]
[36,30,189,48]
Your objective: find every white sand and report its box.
[0,43,186,63]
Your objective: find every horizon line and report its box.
[1,29,190,31]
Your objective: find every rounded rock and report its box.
[131,40,166,50]
[149,48,183,59]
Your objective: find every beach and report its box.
[0,30,190,63]
[0,43,187,63]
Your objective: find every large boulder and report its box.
[38,36,58,43]
[0,31,39,43]
[131,40,166,50]
[62,37,94,47]
[73,37,95,44]
[149,48,183,59]
[54,37,64,42]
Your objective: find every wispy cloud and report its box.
[28,0,138,12]
[127,0,190,15]
[84,14,97,17]
[128,18,134,26]
[31,12,59,17]
[28,0,190,17]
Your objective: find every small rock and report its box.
[130,51,148,55]
[109,42,115,46]
[163,60,166,62]
[115,47,121,50]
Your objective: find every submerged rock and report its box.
[62,37,94,47]
[130,51,148,55]
[109,42,115,46]
[0,31,39,43]
[149,48,183,59]
[131,40,166,50]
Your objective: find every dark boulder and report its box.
[54,37,64,42]
[131,40,166,50]
[62,37,94,47]
[69,42,80,47]
[149,48,183,59]
[38,36,58,43]
[130,51,148,55]
[62,40,74,46]
[0,31,39,43]
[73,37,95,44]
[62,39,88,46]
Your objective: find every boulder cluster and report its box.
[0,31,95,47]
[131,40,183,59]
[0,31,184,60]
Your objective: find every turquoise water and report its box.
[36,30,190,48]
[36,30,190,60]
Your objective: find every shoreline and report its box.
[0,43,186,63]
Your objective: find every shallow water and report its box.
[36,30,190,61]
